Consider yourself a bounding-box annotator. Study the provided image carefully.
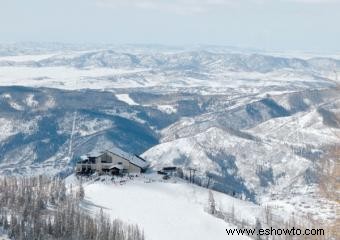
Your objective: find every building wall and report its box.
[94,152,142,174]
[128,163,142,174]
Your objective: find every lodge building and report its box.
[76,147,149,175]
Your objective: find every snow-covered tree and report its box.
[77,182,85,201]
[254,218,262,240]
[0,175,145,240]
[208,190,216,215]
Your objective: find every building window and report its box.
[101,155,112,163]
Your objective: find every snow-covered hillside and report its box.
[142,91,340,220]
[81,176,258,240]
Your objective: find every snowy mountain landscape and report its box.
[0,43,339,239]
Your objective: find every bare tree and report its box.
[0,175,145,240]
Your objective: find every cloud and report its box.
[97,0,340,14]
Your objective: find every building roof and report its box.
[87,151,104,158]
[106,147,149,169]
[163,166,177,171]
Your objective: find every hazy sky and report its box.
[1,0,340,52]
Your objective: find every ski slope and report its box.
[83,176,256,240]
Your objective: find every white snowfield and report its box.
[0,66,149,90]
[84,177,255,240]
[0,65,330,94]
[115,94,139,105]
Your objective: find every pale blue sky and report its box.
[1,0,340,52]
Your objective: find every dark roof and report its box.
[106,147,149,169]
[163,167,177,171]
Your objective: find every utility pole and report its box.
[192,168,197,184]
[188,167,197,184]
[206,173,212,188]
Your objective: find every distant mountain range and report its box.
[1,46,339,71]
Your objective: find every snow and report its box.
[0,118,38,142]
[1,46,338,229]
[1,92,25,110]
[142,117,340,222]
[0,66,149,90]
[263,186,337,222]
[0,53,56,62]
[0,51,333,94]
[144,125,312,189]
[157,104,177,114]
[0,235,9,240]
[115,94,139,105]
[58,114,113,137]
[25,94,39,108]
[0,118,15,142]
[9,100,24,111]
[0,227,9,240]
[84,177,253,240]
[247,109,340,146]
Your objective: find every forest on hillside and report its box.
[0,176,144,240]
